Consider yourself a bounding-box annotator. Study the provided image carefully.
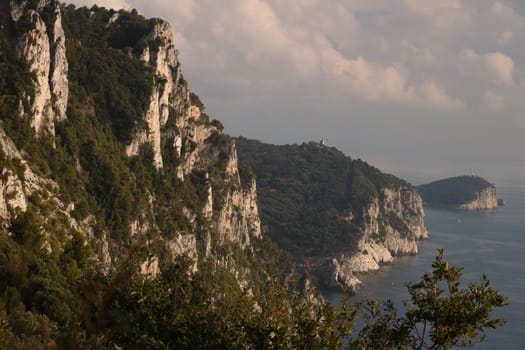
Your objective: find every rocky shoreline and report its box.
[457,186,498,210]
[314,187,428,292]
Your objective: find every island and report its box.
[417,175,498,210]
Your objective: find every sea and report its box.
[325,181,525,349]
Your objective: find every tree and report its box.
[79,250,506,349]
[350,249,507,349]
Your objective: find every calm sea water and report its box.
[325,182,525,349]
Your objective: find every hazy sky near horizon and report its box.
[68,0,525,184]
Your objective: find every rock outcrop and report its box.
[216,176,262,248]
[0,127,99,248]
[9,0,68,137]
[0,128,47,221]
[123,17,262,262]
[325,187,428,291]
[125,19,190,169]
[457,186,498,210]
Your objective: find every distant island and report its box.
[417,175,498,210]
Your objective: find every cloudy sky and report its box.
[68,0,525,184]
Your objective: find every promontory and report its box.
[236,137,428,291]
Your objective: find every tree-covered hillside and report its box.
[235,137,409,258]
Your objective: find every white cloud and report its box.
[71,0,129,9]
[401,0,470,33]
[323,54,414,103]
[402,0,462,13]
[482,91,505,112]
[490,1,523,23]
[167,0,196,21]
[319,48,462,110]
[65,0,525,113]
[401,41,436,66]
[498,31,514,45]
[485,52,515,85]
[458,50,515,86]
[289,44,319,79]
[165,0,461,110]
[417,81,464,111]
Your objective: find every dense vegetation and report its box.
[0,233,507,349]
[418,176,495,207]
[235,137,408,258]
[0,15,35,127]
[0,2,507,349]
[61,5,156,143]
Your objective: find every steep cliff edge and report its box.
[418,175,498,211]
[1,0,264,299]
[5,0,68,137]
[325,187,428,290]
[236,138,428,290]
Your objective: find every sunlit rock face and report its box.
[458,187,498,210]
[125,19,189,169]
[324,187,428,291]
[119,19,263,276]
[10,0,68,137]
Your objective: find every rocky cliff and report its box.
[326,187,428,290]
[124,18,187,170]
[418,175,498,211]
[457,186,498,210]
[235,138,428,291]
[8,0,68,137]
[117,14,262,258]
[1,1,261,282]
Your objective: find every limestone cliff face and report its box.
[0,128,45,221]
[2,6,262,281]
[125,19,190,169]
[457,186,498,210]
[112,16,261,271]
[0,128,99,246]
[0,170,27,221]
[9,0,68,137]
[326,187,428,290]
[216,176,262,249]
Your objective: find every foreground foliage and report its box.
[349,249,507,349]
[0,235,506,349]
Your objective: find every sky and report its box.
[67,0,525,185]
